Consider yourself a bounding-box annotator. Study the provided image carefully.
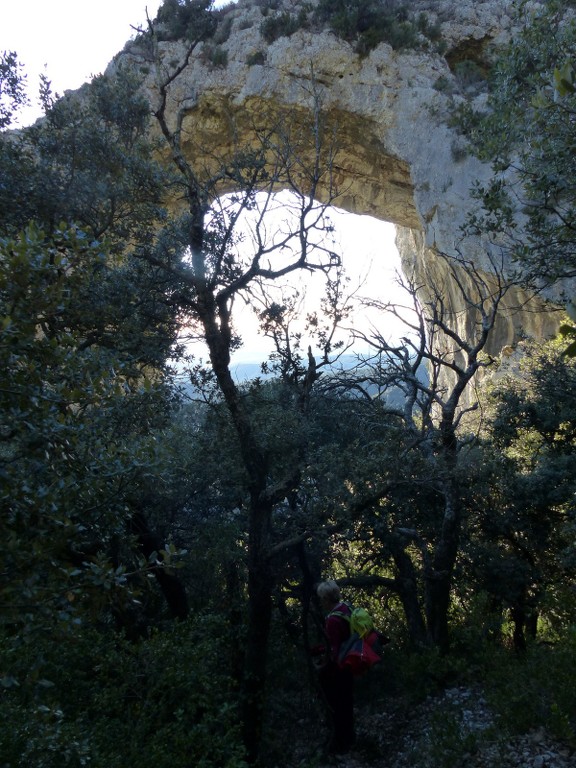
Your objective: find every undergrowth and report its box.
[389,627,576,751]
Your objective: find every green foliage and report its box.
[203,43,229,68]
[260,9,310,44]
[154,0,217,43]
[452,59,486,91]
[8,7,576,760]
[385,630,576,756]
[213,15,233,45]
[246,50,267,66]
[426,708,481,768]
[255,0,281,15]
[484,634,576,744]
[465,338,576,638]
[0,619,247,767]
[433,74,454,94]
[0,66,165,248]
[0,50,28,128]
[560,320,576,357]
[314,0,429,55]
[393,644,480,703]
[554,58,576,97]
[460,2,576,282]
[0,212,239,768]
[0,222,178,641]
[416,12,442,45]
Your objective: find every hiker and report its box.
[315,579,355,755]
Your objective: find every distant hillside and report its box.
[175,353,427,406]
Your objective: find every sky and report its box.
[1,0,406,363]
[1,0,166,126]
[224,200,406,362]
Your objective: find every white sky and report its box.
[1,0,407,364]
[226,201,406,363]
[1,0,166,126]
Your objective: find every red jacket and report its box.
[325,601,352,661]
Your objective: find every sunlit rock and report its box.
[111,0,558,361]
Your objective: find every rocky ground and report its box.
[287,686,576,768]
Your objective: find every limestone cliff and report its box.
[112,0,560,359]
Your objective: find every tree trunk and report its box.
[425,475,461,652]
[389,540,428,647]
[204,316,274,762]
[128,509,189,620]
[225,559,245,690]
[510,605,528,653]
[242,536,273,763]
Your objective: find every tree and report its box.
[334,251,512,650]
[0,58,226,748]
[460,0,576,287]
[0,222,183,639]
[469,336,576,649]
[0,50,28,128]
[0,52,180,372]
[0,61,165,248]
[1,17,228,765]
[116,4,349,758]
[1,18,348,758]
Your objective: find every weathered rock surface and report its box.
[113,0,559,357]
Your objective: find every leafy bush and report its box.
[0,223,174,636]
[260,9,310,44]
[452,59,486,91]
[417,11,442,43]
[485,633,576,745]
[314,0,426,55]
[0,618,247,768]
[255,0,281,14]
[203,43,229,68]
[213,15,233,45]
[154,0,217,42]
[247,50,267,66]
[433,74,455,93]
[394,628,576,748]
[356,15,419,55]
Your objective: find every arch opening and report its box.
[173,94,421,376]
[232,197,406,366]
[180,189,409,376]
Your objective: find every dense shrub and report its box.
[247,50,267,66]
[260,8,310,44]
[213,15,233,45]
[0,618,246,768]
[255,0,281,14]
[484,633,576,745]
[452,59,486,90]
[154,0,217,42]
[203,43,229,68]
[314,0,434,55]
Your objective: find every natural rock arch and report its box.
[114,0,559,356]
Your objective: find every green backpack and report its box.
[330,604,374,638]
[349,606,375,638]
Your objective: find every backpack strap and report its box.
[328,601,353,622]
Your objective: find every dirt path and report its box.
[284,685,576,768]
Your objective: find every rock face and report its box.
[115,0,559,358]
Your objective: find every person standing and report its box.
[316,580,355,755]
